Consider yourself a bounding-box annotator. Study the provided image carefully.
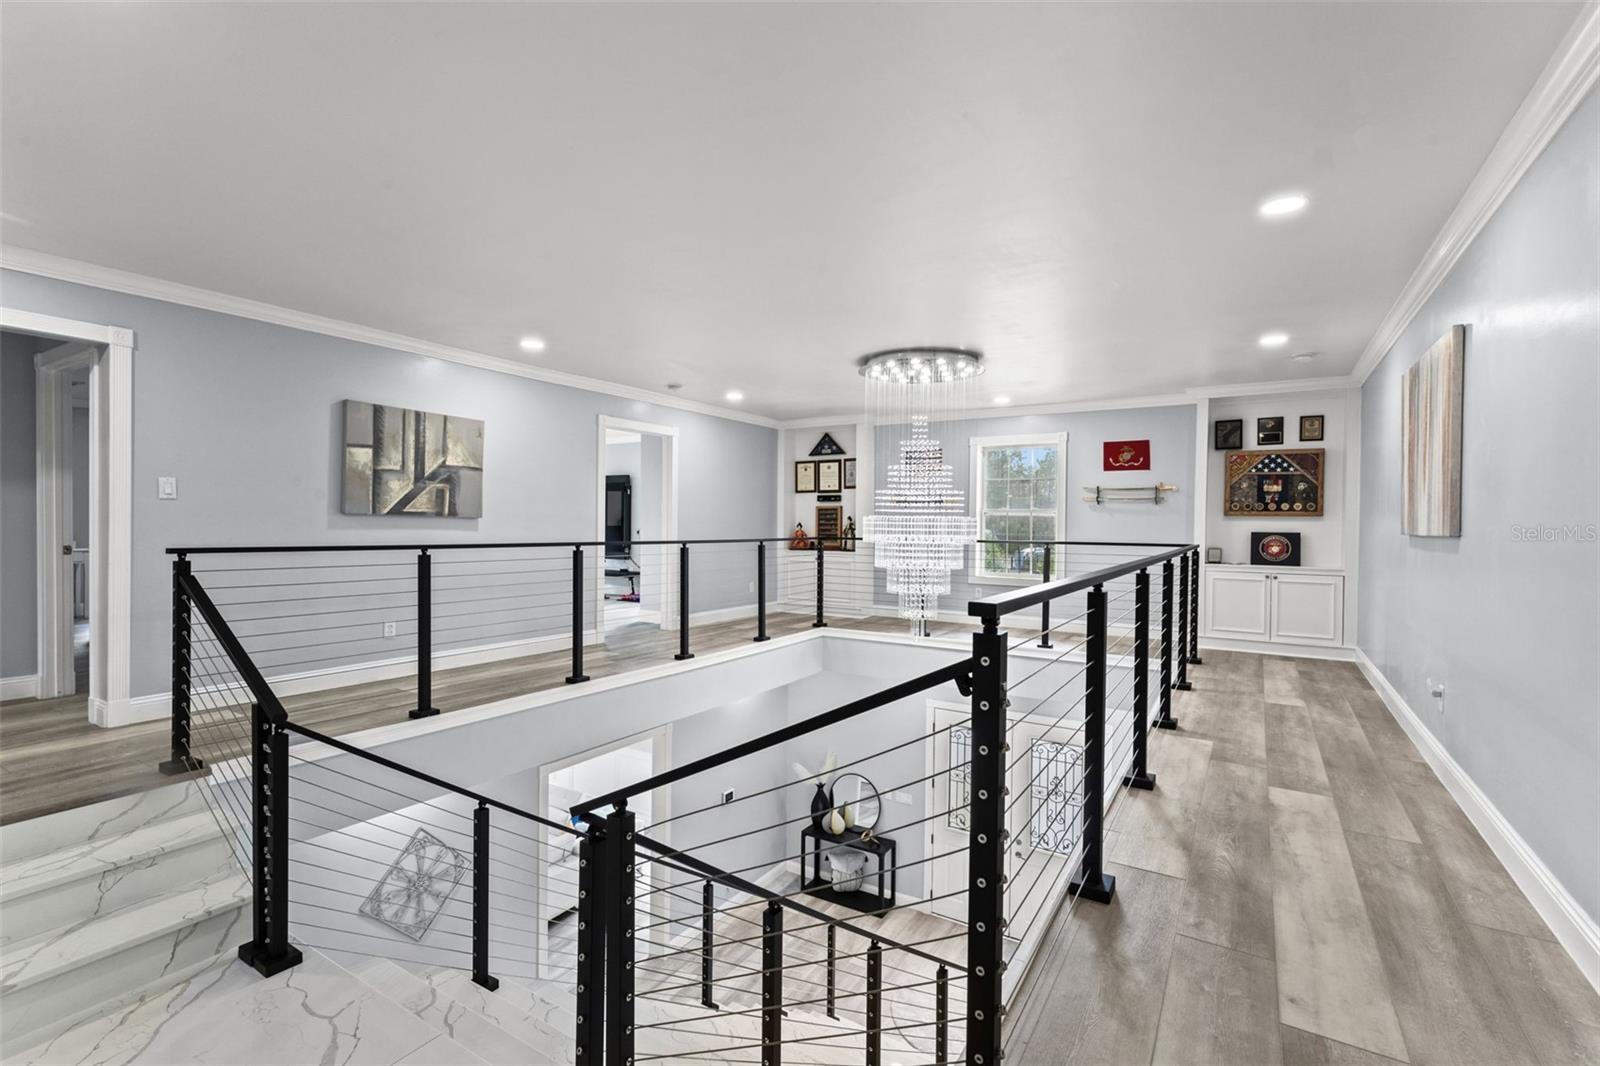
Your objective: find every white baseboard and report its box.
[1355,648,1600,994]
[1199,636,1357,661]
[0,674,40,701]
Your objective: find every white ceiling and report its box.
[0,2,1580,420]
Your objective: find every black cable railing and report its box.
[164,533,1202,1065]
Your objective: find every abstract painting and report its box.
[343,400,484,517]
[1224,449,1324,516]
[1402,326,1465,536]
[359,828,468,941]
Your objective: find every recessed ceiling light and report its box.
[1258,332,1290,349]
[1258,193,1309,219]
[993,396,1012,405]
[519,335,546,353]
[724,390,744,403]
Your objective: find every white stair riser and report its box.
[0,783,208,866]
[0,836,236,945]
[0,901,248,1057]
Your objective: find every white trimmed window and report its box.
[971,434,1066,582]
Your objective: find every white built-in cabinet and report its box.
[1204,566,1344,647]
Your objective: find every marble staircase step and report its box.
[330,953,532,1065]
[0,871,250,1057]
[0,811,235,944]
[0,782,209,866]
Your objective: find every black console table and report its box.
[800,824,896,914]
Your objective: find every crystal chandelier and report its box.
[860,348,983,635]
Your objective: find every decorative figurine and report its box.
[790,523,810,550]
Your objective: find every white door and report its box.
[928,704,974,923]
[1269,573,1344,645]
[1003,717,1084,946]
[1206,570,1270,639]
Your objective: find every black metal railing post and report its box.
[575,823,606,1066]
[160,555,202,774]
[763,900,784,1065]
[1038,543,1053,648]
[472,802,499,990]
[701,879,717,1009]
[1156,559,1178,730]
[1124,569,1156,791]
[812,538,828,628]
[238,702,303,977]
[675,543,694,661]
[967,620,1008,1065]
[935,963,949,1065]
[1069,584,1117,905]
[865,939,883,1066]
[1188,547,1203,665]
[825,923,837,1019]
[604,803,635,1066]
[1174,552,1192,692]
[411,549,440,718]
[754,541,771,643]
[567,545,591,684]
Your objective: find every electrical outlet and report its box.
[383,621,397,638]
[721,788,735,805]
[157,476,178,500]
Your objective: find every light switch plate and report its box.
[157,476,178,500]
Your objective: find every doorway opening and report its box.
[1,329,102,710]
[596,417,678,637]
[536,729,670,975]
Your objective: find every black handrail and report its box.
[280,719,580,837]
[570,657,974,818]
[166,536,1187,556]
[967,543,1196,620]
[179,570,288,725]
[634,830,967,973]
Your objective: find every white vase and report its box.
[826,808,847,835]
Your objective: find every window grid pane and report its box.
[980,443,1060,577]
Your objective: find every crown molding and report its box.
[0,246,781,430]
[1185,375,1358,400]
[1351,3,1600,386]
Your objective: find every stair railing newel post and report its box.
[238,701,302,977]
[812,537,827,628]
[1068,584,1117,904]
[1037,543,1053,648]
[966,620,1008,1066]
[1123,569,1156,790]
[754,540,771,643]
[675,543,694,661]
[701,879,717,1009]
[935,964,950,1065]
[160,555,201,774]
[471,802,498,991]
[410,549,439,718]
[1188,547,1203,665]
[1156,560,1178,730]
[762,900,784,1066]
[604,803,636,1066]
[1174,553,1192,692]
[865,939,883,1066]
[567,544,591,684]
[575,820,606,1066]
[825,923,837,1019]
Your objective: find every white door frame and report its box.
[35,341,96,698]
[596,416,679,633]
[4,308,134,724]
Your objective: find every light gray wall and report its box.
[870,403,1198,609]
[1358,88,1599,922]
[0,270,780,697]
[1,332,40,677]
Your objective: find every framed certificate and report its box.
[844,458,857,488]
[817,459,842,492]
[795,461,817,493]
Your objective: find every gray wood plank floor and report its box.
[1005,650,1600,1065]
